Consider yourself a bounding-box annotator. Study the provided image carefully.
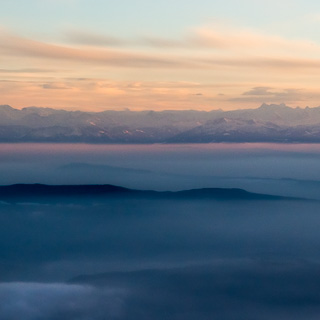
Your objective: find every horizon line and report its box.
[1,102,318,113]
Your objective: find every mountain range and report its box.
[1,103,320,142]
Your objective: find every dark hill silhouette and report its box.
[0,184,299,203]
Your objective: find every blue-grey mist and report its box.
[1,143,320,198]
[1,143,320,320]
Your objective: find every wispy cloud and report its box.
[0,30,189,69]
[243,87,276,96]
[63,29,124,47]
[191,25,320,56]
[231,87,317,104]
[42,83,71,90]
[3,26,320,72]
[0,68,57,73]
[59,24,320,60]
[2,24,320,110]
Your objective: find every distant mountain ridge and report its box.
[0,184,297,203]
[1,104,320,142]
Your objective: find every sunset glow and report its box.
[2,0,320,111]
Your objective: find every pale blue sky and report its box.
[1,0,320,41]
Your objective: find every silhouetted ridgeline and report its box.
[0,184,296,203]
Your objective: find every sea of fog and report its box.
[1,143,320,320]
[1,143,320,198]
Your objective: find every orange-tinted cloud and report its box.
[2,28,320,73]
[2,24,320,111]
[0,31,189,69]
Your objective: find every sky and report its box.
[2,0,320,111]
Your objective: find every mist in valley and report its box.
[1,143,320,319]
[1,143,320,198]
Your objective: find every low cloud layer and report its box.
[0,283,126,320]
[2,261,320,320]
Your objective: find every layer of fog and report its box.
[1,143,320,199]
[3,261,320,320]
[1,193,320,319]
[1,198,320,281]
[0,282,126,320]
[1,143,320,319]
